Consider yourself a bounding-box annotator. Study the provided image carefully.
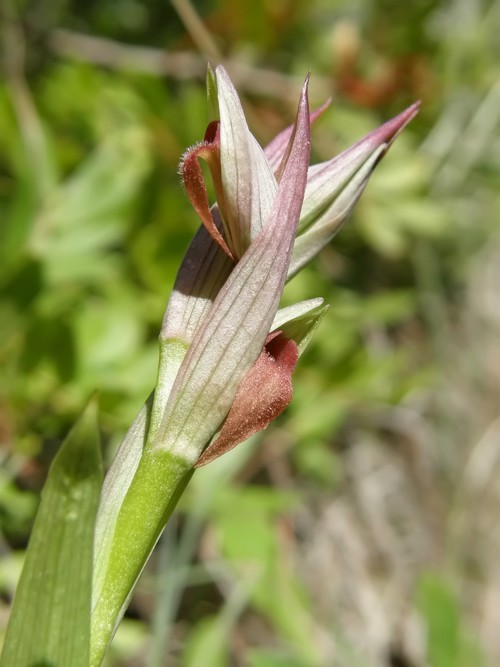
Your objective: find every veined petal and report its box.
[289,145,385,278]
[152,76,311,464]
[299,102,420,232]
[217,66,278,257]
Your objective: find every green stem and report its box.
[90,450,193,667]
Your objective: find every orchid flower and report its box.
[89,65,419,665]
[151,66,419,467]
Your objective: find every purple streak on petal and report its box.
[264,98,332,176]
[154,77,311,462]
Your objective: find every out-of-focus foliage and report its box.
[1,0,499,665]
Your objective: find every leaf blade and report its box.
[1,400,102,667]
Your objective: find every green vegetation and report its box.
[1,0,499,665]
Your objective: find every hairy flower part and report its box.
[180,121,234,260]
[195,332,299,467]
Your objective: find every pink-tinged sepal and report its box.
[299,102,421,232]
[289,145,385,278]
[367,101,421,149]
[265,98,332,178]
[287,102,420,277]
[195,332,299,467]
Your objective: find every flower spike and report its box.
[153,71,311,464]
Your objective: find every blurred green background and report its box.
[1,0,499,665]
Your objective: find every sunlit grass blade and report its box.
[0,399,102,667]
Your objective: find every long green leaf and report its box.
[1,400,102,667]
